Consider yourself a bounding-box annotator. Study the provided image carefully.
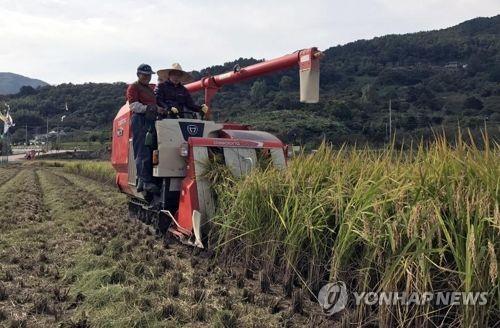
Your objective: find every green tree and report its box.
[489,65,500,82]
[250,80,267,102]
[279,76,293,91]
[18,85,37,96]
[272,92,292,110]
[361,84,377,103]
[328,101,353,121]
[463,96,484,110]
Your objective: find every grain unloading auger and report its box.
[111,48,322,248]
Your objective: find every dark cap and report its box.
[137,64,155,75]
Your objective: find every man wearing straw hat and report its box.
[155,63,208,118]
[127,63,164,193]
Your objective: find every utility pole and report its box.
[46,116,49,152]
[56,121,60,152]
[389,99,392,141]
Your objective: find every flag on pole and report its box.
[0,103,14,135]
[0,112,5,136]
[0,111,15,135]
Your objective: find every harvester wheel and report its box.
[144,211,153,225]
[138,207,147,223]
[151,214,161,235]
[128,202,139,220]
[157,212,170,234]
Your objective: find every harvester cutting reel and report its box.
[128,138,288,250]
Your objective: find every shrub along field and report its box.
[208,132,499,327]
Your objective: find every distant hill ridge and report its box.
[0,72,48,95]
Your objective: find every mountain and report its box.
[0,72,49,95]
[0,15,499,146]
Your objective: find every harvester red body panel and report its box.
[112,103,133,194]
[111,48,321,247]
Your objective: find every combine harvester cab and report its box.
[112,47,322,248]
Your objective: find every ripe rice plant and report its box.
[209,131,499,327]
[62,161,115,184]
[39,160,115,184]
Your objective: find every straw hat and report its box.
[157,63,194,84]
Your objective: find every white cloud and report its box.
[0,0,498,84]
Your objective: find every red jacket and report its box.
[126,82,156,113]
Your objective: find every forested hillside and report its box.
[1,15,499,147]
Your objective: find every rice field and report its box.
[208,132,499,327]
[29,132,499,326]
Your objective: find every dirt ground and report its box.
[0,164,331,327]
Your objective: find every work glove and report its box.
[157,107,167,115]
[146,104,157,113]
[170,107,179,115]
[201,104,209,114]
[145,105,157,120]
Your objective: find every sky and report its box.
[0,0,498,85]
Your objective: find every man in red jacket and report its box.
[127,64,165,193]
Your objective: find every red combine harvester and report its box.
[111,48,322,248]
